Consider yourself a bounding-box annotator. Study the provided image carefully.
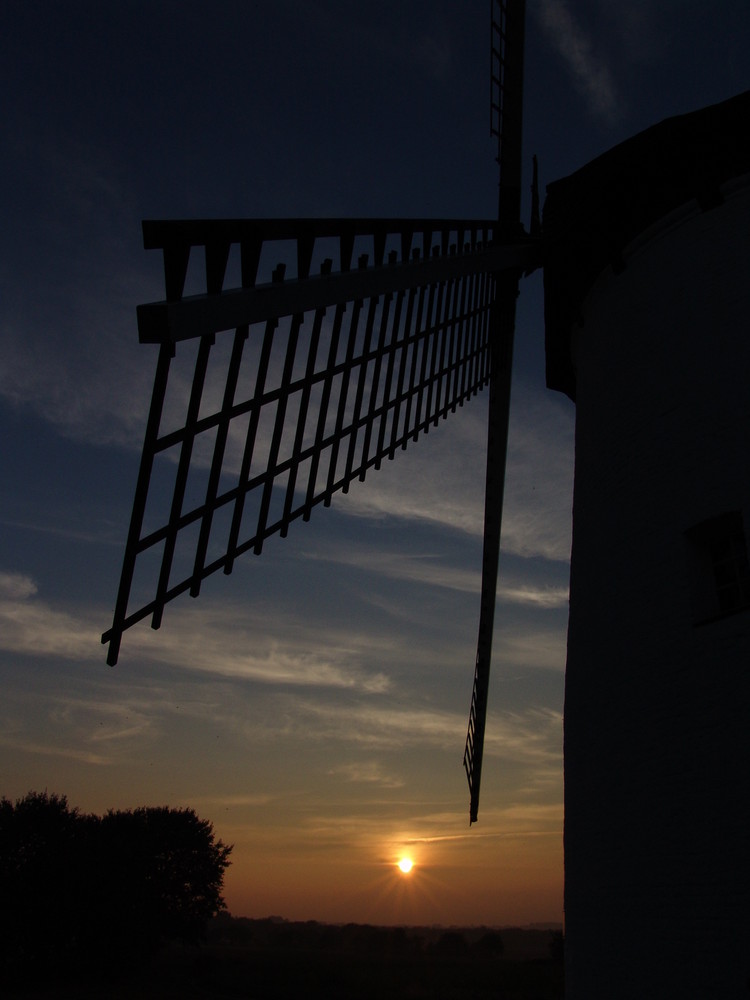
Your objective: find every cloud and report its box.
[187,792,275,809]
[0,303,154,453]
[0,732,111,767]
[328,401,486,535]
[48,697,155,746]
[0,695,155,768]
[0,572,37,600]
[304,546,478,593]
[329,760,405,790]
[0,573,391,693]
[286,794,564,860]
[134,614,393,693]
[502,387,574,561]
[487,707,562,764]
[303,542,568,609]
[495,624,567,673]
[404,800,564,844]
[0,135,159,450]
[155,343,572,563]
[286,698,561,767]
[3,130,573,565]
[0,517,124,547]
[0,577,104,661]
[325,384,574,562]
[269,698,465,751]
[498,582,568,609]
[0,673,241,775]
[533,0,621,123]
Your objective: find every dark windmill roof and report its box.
[543,89,750,401]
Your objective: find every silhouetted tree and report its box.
[0,792,232,982]
[92,805,232,954]
[0,791,88,974]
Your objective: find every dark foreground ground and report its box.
[8,916,564,1000]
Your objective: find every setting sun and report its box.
[397,857,414,874]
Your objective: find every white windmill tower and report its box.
[544,89,750,998]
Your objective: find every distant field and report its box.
[7,916,564,1000]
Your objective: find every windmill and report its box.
[101,0,538,825]
[101,1,750,994]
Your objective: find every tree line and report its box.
[0,791,232,983]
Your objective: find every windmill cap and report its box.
[542,89,750,401]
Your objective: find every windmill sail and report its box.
[463,0,527,822]
[102,218,538,665]
[102,1,531,827]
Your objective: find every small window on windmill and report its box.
[685,511,750,624]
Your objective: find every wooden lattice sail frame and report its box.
[103,1,534,824]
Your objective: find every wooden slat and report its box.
[191,325,249,596]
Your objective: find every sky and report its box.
[2,1,749,928]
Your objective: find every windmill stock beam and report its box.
[142,217,510,303]
[463,0,527,824]
[136,239,540,345]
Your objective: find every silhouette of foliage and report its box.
[434,929,468,956]
[94,806,232,952]
[472,928,504,957]
[0,791,231,983]
[0,792,85,972]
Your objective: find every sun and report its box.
[397,857,414,874]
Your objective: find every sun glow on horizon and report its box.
[397,857,414,874]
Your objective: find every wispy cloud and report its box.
[1,550,565,710]
[50,698,155,745]
[487,707,562,764]
[304,546,478,593]
[0,573,390,693]
[303,542,568,609]
[0,684,164,769]
[404,801,564,845]
[329,760,405,790]
[328,386,574,563]
[0,307,153,452]
[499,583,568,608]
[287,698,561,767]
[495,625,568,673]
[0,571,37,600]
[286,698,465,750]
[276,796,564,862]
[0,732,112,767]
[533,0,621,123]
[188,792,275,809]
[0,578,104,661]
[0,135,159,450]
[503,387,574,561]
[0,518,123,546]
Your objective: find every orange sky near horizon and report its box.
[219,793,564,927]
